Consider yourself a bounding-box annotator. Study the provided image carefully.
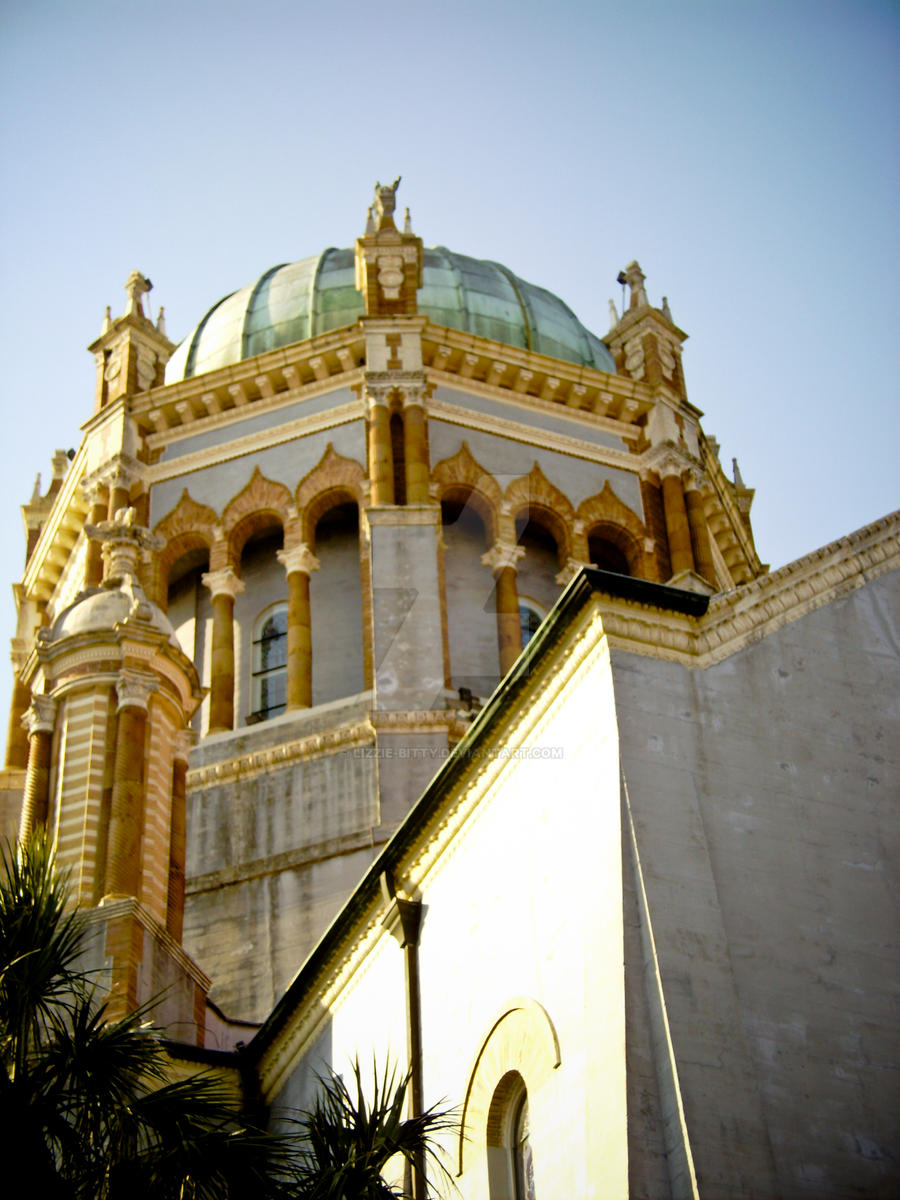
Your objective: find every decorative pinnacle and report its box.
[85,507,163,585]
[623,261,648,309]
[124,270,152,319]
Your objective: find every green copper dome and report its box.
[165,247,615,383]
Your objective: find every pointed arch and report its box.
[151,490,219,606]
[221,467,292,558]
[432,441,502,544]
[501,464,575,564]
[576,482,654,578]
[294,444,366,547]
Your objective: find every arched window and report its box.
[251,604,287,720]
[518,597,545,649]
[485,1071,538,1199]
[511,1088,536,1200]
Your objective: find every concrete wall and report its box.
[310,507,365,705]
[614,573,900,1198]
[442,504,501,697]
[183,697,380,1021]
[269,613,630,1199]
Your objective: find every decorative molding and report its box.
[575,482,651,574]
[458,999,561,1176]
[143,401,362,486]
[116,669,157,713]
[294,444,366,546]
[428,395,636,472]
[431,441,503,543]
[23,694,57,735]
[185,719,376,789]
[500,463,576,562]
[200,567,245,601]
[277,544,319,577]
[481,540,526,574]
[221,467,292,548]
[595,511,900,668]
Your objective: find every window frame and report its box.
[250,602,288,721]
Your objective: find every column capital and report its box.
[401,383,429,408]
[173,728,195,764]
[277,544,320,577]
[22,694,57,736]
[81,478,110,508]
[201,566,245,600]
[683,466,709,493]
[642,442,695,481]
[481,540,526,575]
[116,669,157,713]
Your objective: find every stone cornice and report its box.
[22,443,91,603]
[598,511,900,667]
[422,325,653,424]
[144,401,362,485]
[428,396,638,474]
[134,325,366,439]
[432,378,638,443]
[185,719,377,789]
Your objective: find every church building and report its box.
[2,182,897,1198]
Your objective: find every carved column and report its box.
[201,567,244,732]
[482,541,526,676]
[18,695,57,842]
[108,471,132,519]
[104,672,155,899]
[403,388,430,505]
[367,387,395,505]
[660,467,695,578]
[277,544,320,710]
[83,483,109,586]
[684,473,717,587]
[166,731,192,942]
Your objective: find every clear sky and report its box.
[0,0,897,727]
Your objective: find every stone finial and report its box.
[661,296,673,321]
[608,299,619,330]
[403,206,412,235]
[85,507,163,585]
[373,177,402,231]
[623,261,649,309]
[30,474,42,503]
[156,306,166,337]
[732,457,745,487]
[102,305,112,334]
[365,205,375,236]
[124,270,152,319]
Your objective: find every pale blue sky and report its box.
[0,0,897,722]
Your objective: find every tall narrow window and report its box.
[518,598,544,649]
[512,1090,536,1200]
[251,604,287,720]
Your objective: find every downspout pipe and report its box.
[381,871,425,1199]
